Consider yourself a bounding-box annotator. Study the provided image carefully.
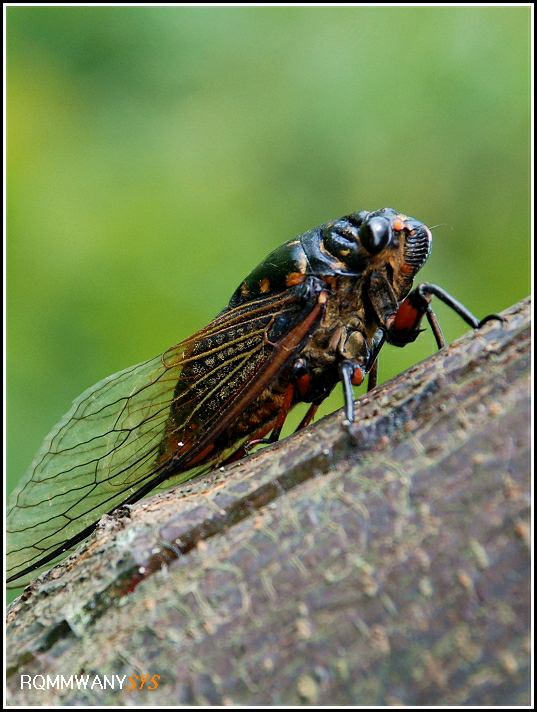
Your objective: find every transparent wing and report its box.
[7,350,190,584]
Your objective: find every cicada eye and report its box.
[359,216,392,254]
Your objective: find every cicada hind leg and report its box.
[387,283,504,350]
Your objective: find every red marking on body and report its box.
[351,366,364,386]
[296,372,310,398]
[392,298,421,332]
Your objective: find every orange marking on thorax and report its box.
[286,272,305,287]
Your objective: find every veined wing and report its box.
[7,307,250,585]
[7,283,328,585]
[6,349,191,585]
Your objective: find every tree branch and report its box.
[7,297,530,705]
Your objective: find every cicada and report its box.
[7,208,500,585]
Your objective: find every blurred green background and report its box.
[7,7,530,504]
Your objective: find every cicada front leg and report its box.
[339,359,367,424]
[387,282,504,349]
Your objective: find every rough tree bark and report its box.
[6,298,530,706]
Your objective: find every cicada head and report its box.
[360,208,432,299]
[303,208,431,290]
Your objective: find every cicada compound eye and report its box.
[359,216,392,255]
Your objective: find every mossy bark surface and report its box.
[7,298,530,706]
